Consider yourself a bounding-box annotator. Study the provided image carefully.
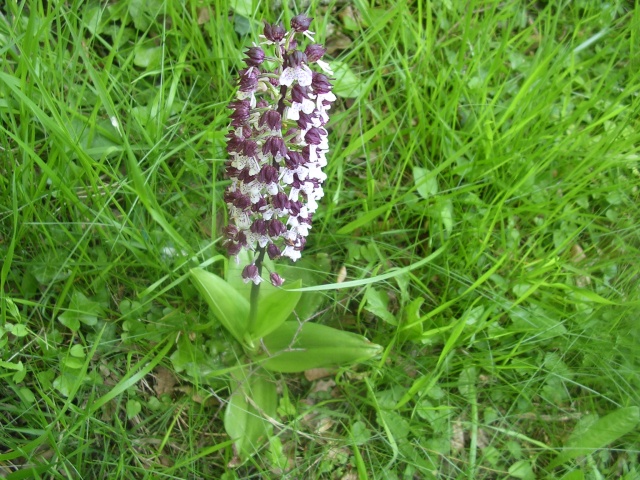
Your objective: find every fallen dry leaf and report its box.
[154,367,177,396]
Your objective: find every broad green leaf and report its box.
[508,305,567,340]
[401,297,425,340]
[549,406,640,468]
[364,287,397,325]
[259,322,382,373]
[413,167,438,200]
[70,344,86,358]
[133,45,162,69]
[10,323,28,337]
[250,279,302,340]
[224,371,277,460]
[330,59,363,98]
[508,460,535,480]
[58,291,102,332]
[439,199,454,235]
[126,399,142,419]
[190,268,250,344]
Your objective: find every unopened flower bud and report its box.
[290,15,312,33]
[270,272,285,287]
[263,23,285,43]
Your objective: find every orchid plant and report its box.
[189,16,381,461]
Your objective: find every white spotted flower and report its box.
[225,15,336,286]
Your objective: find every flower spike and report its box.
[225,17,335,286]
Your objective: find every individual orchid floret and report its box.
[225,16,335,287]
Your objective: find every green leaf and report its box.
[330,59,363,98]
[364,287,397,325]
[259,322,382,373]
[508,460,535,480]
[126,399,142,419]
[57,291,102,332]
[413,167,438,200]
[224,370,277,460]
[549,407,640,468]
[250,280,302,340]
[69,344,86,358]
[10,323,28,337]
[190,268,250,345]
[133,45,162,69]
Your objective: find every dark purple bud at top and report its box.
[291,84,309,103]
[305,44,326,62]
[304,127,323,145]
[285,50,308,68]
[268,219,287,237]
[270,272,285,287]
[250,219,267,235]
[273,192,290,210]
[263,136,287,157]
[259,110,282,131]
[263,23,285,43]
[311,72,333,94]
[267,243,281,259]
[244,47,265,66]
[238,68,259,92]
[290,14,312,32]
[258,165,279,184]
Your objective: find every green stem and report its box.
[248,246,266,333]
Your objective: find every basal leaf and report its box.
[224,371,277,460]
[190,268,250,344]
[259,322,382,373]
[413,167,438,200]
[250,279,302,340]
[549,406,640,468]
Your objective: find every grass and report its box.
[1,0,639,478]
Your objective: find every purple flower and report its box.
[244,47,265,66]
[270,272,285,287]
[242,264,262,285]
[290,15,312,33]
[225,17,336,283]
